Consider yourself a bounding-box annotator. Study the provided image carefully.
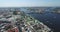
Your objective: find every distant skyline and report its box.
[0,0,60,7]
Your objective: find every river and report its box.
[27,13,60,32]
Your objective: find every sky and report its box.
[0,0,60,7]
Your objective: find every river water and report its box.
[28,13,60,32]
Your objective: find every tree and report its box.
[13,11,17,15]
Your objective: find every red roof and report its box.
[7,27,19,32]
